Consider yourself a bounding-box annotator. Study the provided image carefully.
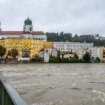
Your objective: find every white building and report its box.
[0,18,47,41]
[44,47,50,63]
[54,42,93,59]
[90,47,100,59]
[54,42,93,52]
[51,48,58,57]
[38,47,58,62]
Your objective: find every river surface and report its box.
[0,64,105,105]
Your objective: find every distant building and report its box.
[54,42,93,52]
[90,47,105,62]
[99,36,105,41]
[0,18,47,41]
[51,48,58,57]
[90,47,99,59]
[95,34,100,40]
[60,51,75,58]
[80,35,95,40]
[38,47,57,63]
[98,47,105,61]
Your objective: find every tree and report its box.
[57,50,61,62]
[74,53,79,59]
[0,45,6,61]
[7,49,19,60]
[83,52,91,63]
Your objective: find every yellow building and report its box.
[0,39,5,47]
[98,47,105,60]
[44,42,53,47]
[30,40,44,58]
[0,39,53,58]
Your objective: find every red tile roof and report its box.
[0,31,45,35]
[0,31,23,35]
[33,31,45,35]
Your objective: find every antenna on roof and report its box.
[0,22,2,31]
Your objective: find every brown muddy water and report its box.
[0,64,105,105]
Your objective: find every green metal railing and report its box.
[0,78,28,105]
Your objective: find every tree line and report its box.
[46,32,105,47]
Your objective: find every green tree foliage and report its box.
[0,45,6,60]
[74,53,79,59]
[46,32,105,47]
[49,56,59,63]
[7,49,19,60]
[57,50,61,61]
[83,52,91,63]
[46,32,72,42]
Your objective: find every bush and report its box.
[34,55,43,62]
[49,56,59,63]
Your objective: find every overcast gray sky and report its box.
[0,0,105,35]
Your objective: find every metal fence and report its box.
[0,79,28,105]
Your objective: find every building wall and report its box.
[44,47,51,63]
[98,47,105,60]
[0,39,5,47]
[89,47,105,61]
[30,40,44,58]
[0,35,21,39]
[23,25,33,32]
[0,39,53,58]
[54,42,93,52]
[60,53,74,58]
[0,34,47,41]
[22,34,33,39]
[5,39,20,51]
[44,42,53,47]
[33,35,47,41]
[90,47,99,59]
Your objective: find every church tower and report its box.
[23,18,33,33]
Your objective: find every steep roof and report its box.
[0,31,45,35]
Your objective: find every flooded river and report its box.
[0,64,105,105]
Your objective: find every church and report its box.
[0,18,47,41]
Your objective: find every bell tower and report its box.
[23,18,33,33]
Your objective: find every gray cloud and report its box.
[0,0,105,35]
